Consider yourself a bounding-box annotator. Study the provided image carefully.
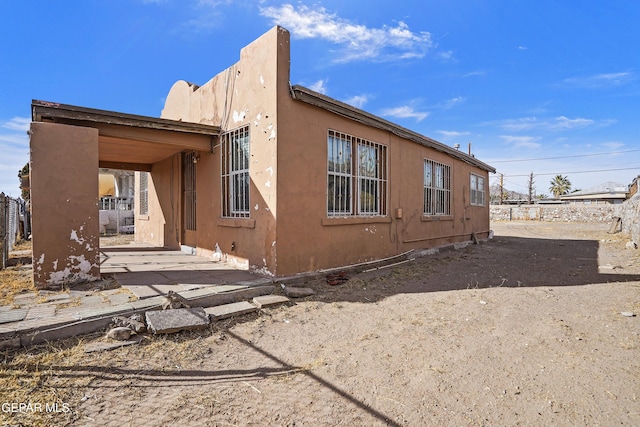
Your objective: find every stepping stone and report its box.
[282,286,315,298]
[205,301,257,321]
[253,295,289,309]
[0,308,28,324]
[145,307,209,334]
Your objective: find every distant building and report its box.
[560,181,629,205]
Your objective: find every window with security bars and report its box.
[139,172,149,216]
[424,159,451,216]
[470,173,485,206]
[327,130,387,216]
[222,126,250,218]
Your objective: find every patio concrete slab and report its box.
[124,283,188,299]
[25,305,57,320]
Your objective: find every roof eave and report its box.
[31,100,220,136]
[290,85,496,173]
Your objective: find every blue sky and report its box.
[1,0,639,197]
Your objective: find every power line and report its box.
[486,149,640,163]
[497,166,639,178]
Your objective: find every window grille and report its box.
[183,152,197,230]
[222,126,250,218]
[327,130,387,216]
[470,173,485,206]
[424,160,451,215]
[139,172,149,216]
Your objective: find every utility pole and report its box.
[499,173,504,205]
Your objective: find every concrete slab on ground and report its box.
[253,295,289,309]
[0,309,28,324]
[205,301,257,321]
[145,308,210,334]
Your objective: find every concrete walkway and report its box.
[0,244,274,349]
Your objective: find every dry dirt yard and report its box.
[2,221,639,426]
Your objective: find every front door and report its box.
[182,152,197,247]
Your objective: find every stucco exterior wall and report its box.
[275,98,490,274]
[135,26,288,273]
[30,122,100,288]
[138,25,491,277]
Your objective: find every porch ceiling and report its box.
[32,100,220,171]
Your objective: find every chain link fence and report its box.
[1,193,30,269]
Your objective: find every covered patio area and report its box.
[30,100,220,289]
[100,241,262,299]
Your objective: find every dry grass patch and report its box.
[0,267,36,306]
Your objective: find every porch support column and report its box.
[30,122,100,289]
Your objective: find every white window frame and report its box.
[327,130,387,217]
[470,173,485,206]
[424,159,451,216]
[221,126,250,218]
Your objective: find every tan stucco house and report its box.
[29,26,495,288]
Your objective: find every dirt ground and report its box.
[2,221,639,426]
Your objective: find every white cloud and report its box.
[380,105,429,122]
[500,135,542,149]
[260,4,433,62]
[552,116,593,130]
[308,79,328,94]
[344,94,369,109]
[563,71,634,88]
[2,117,30,132]
[441,96,465,110]
[464,70,486,78]
[491,115,600,132]
[437,50,455,62]
[518,46,528,50]
[498,117,539,132]
[437,130,470,138]
[0,125,29,196]
[602,141,625,151]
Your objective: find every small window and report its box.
[470,173,485,206]
[139,172,149,216]
[222,126,250,218]
[424,160,451,215]
[327,130,387,216]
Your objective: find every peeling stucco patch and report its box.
[255,204,259,210]
[265,180,271,188]
[265,166,274,177]
[70,229,85,244]
[46,254,99,286]
[233,109,247,123]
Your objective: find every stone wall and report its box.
[490,204,617,223]
[615,193,640,243]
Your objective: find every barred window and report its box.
[222,126,250,218]
[470,173,485,206]
[139,172,149,216]
[327,130,387,216]
[424,159,451,215]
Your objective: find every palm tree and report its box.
[549,175,572,198]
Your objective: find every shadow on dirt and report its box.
[304,235,640,304]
